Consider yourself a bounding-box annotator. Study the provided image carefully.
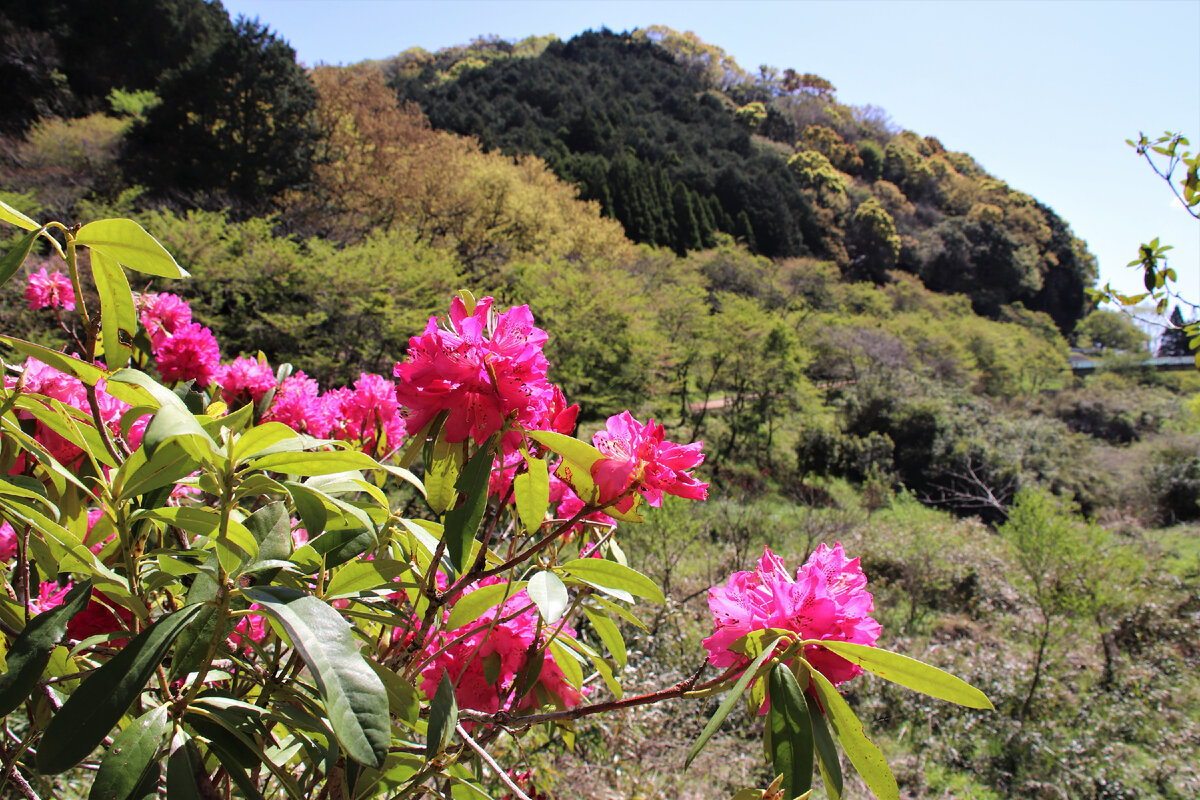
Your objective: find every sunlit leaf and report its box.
[75,218,187,278]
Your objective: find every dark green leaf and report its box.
[243,586,389,768]
[425,670,458,760]
[805,660,898,800]
[37,603,205,774]
[767,663,813,800]
[166,736,209,800]
[442,443,493,574]
[168,570,221,680]
[807,692,843,800]
[89,704,170,800]
[0,580,92,715]
[0,227,45,288]
[684,638,782,769]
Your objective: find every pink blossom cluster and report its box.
[591,411,708,512]
[25,268,75,312]
[703,544,881,687]
[394,296,563,448]
[3,358,146,465]
[419,578,584,715]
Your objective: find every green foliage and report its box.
[125,16,318,210]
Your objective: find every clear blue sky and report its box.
[222,0,1200,303]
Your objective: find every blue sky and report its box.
[222,0,1200,303]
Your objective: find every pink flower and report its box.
[0,522,15,562]
[25,268,75,311]
[591,411,707,513]
[66,590,134,646]
[420,578,584,714]
[214,355,277,407]
[332,373,404,455]
[11,358,135,465]
[154,322,221,387]
[394,296,555,447]
[703,545,881,688]
[29,581,72,615]
[264,371,334,437]
[550,473,615,536]
[138,292,192,349]
[229,604,270,649]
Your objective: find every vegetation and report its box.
[0,5,1197,799]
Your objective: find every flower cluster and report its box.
[703,544,881,687]
[420,578,584,715]
[591,411,708,512]
[25,268,75,311]
[394,296,561,448]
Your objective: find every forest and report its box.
[0,2,1198,799]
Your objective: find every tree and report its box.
[1074,309,1149,351]
[125,15,318,210]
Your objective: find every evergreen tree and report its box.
[1157,307,1192,357]
[125,15,318,210]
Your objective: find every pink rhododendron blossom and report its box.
[66,589,134,646]
[420,577,584,715]
[26,268,76,311]
[591,411,707,513]
[332,372,404,454]
[214,355,277,407]
[229,605,270,649]
[264,371,334,437]
[550,473,615,536]
[138,292,192,348]
[155,322,221,387]
[0,522,16,562]
[394,296,555,447]
[8,358,135,465]
[29,581,72,615]
[703,544,881,688]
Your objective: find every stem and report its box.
[455,724,531,800]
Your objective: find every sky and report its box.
[220,0,1200,304]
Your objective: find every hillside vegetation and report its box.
[1,4,1198,798]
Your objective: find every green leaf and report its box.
[804,660,898,800]
[1,336,107,386]
[166,736,210,800]
[89,704,170,800]
[0,197,38,231]
[684,638,783,769]
[75,219,187,278]
[424,437,463,515]
[0,580,92,716]
[323,559,412,600]
[561,558,664,604]
[0,226,45,288]
[583,607,626,668]
[364,660,421,729]
[425,670,458,759]
[525,430,602,472]
[242,586,389,768]
[445,580,526,630]
[802,640,993,709]
[231,422,303,463]
[90,249,136,370]
[807,692,843,800]
[247,449,382,477]
[168,571,221,680]
[767,663,813,800]
[442,443,493,574]
[37,603,205,774]
[528,570,569,623]
[513,453,550,533]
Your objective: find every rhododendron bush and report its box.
[0,200,990,800]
